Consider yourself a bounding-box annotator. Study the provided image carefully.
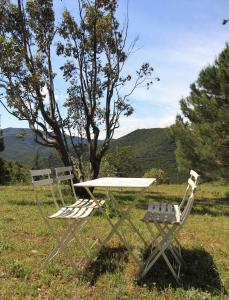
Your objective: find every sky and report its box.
[0,0,228,138]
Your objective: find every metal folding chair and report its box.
[55,166,99,208]
[30,168,104,275]
[141,170,200,282]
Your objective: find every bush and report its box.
[0,158,30,184]
[143,168,169,184]
[99,158,117,177]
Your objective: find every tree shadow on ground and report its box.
[9,199,55,206]
[192,199,229,217]
[137,247,227,297]
[82,245,128,285]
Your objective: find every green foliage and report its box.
[32,149,62,170]
[1,127,184,182]
[99,158,117,177]
[0,114,4,152]
[171,44,229,181]
[0,0,155,181]
[111,128,184,182]
[0,0,72,171]
[105,146,137,177]
[0,129,4,152]
[9,260,31,279]
[143,168,168,184]
[0,158,29,184]
[58,0,154,179]
[32,150,40,170]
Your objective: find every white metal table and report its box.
[74,177,156,268]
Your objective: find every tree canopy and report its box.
[104,146,137,177]
[170,44,229,181]
[0,0,155,181]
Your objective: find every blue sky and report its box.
[0,0,228,138]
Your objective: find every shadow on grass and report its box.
[7,189,229,217]
[138,247,227,296]
[192,199,229,217]
[9,199,54,206]
[82,245,128,285]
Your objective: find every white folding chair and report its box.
[141,170,200,282]
[55,166,100,208]
[30,168,104,275]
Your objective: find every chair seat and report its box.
[67,198,104,208]
[49,199,105,219]
[144,203,181,224]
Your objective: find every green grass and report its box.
[0,183,229,299]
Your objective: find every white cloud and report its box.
[126,31,228,102]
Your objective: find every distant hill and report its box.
[0,128,50,165]
[111,128,183,182]
[0,127,183,182]
[0,128,86,168]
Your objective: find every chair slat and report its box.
[57,174,74,182]
[49,206,94,219]
[190,169,199,181]
[30,169,51,176]
[188,178,196,190]
[33,178,53,186]
[153,204,160,222]
[55,166,73,174]
[173,205,181,223]
[167,204,173,223]
[160,203,166,222]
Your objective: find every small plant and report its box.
[104,199,119,218]
[0,241,14,252]
[9,260,31,279]
[143,168,169,184]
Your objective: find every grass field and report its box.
[0,183,229,299]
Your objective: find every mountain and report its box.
[0,128,51,165]
[111,128,183,182]
[0,127,182,182]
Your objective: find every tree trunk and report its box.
[89,158,101,180]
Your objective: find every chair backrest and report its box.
[180,170,200,225]
[30,169,59,209]
[179,169,199,209]
[55,166,78,206]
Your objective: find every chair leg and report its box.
[42,219,88,266]
[155,223,184,266]
[140,223,181,282]
[164,224,185,266]
[38,205,82,276]
[145,222,183,267]
[44,219,79,276]
[126,217,148,247]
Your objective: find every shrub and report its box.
[143,168,169,184]
[0,158,30,184]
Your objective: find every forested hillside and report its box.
[0,127,185,182]
[111,128,184,182]
[0,128,48,164]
